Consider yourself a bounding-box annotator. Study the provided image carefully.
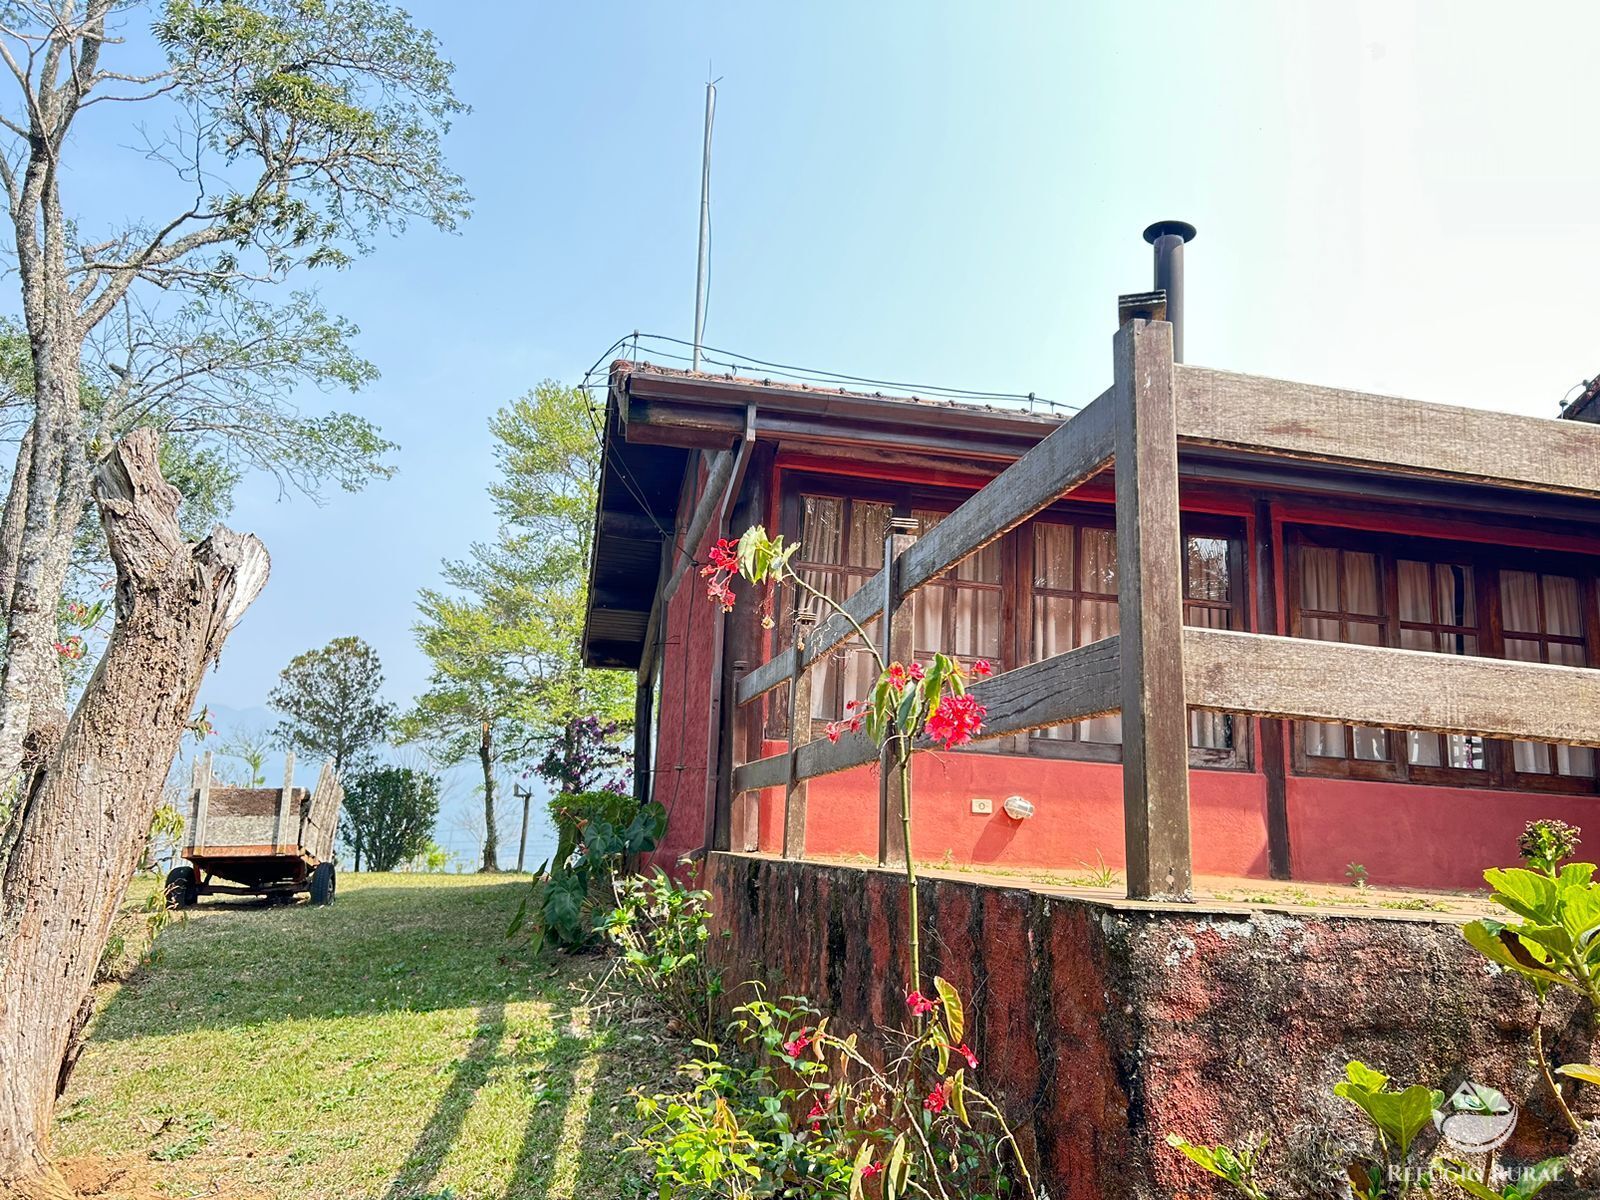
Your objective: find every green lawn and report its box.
[55,872,677,1200]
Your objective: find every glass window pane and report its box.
[1300,546,1340,610]
[1306,723,1347,758]
[1502,571,1541,634]
[1398,560,1433,623]
[1400,627,1436,652]
[1407,732,1442,767]
[913,586,947,657]
[1184,603,1231,631]
[1080,528,1118,596]
[1033,596,1076,660]
[801,496,844,564]
[1544,576,1583,637]
[1304,616,1344,642]
[847,502,890,568]
[1190,710,1233,750]
[1448,735,1486,771]
[1549,641,1587,668]
[951,589,1002,659]
[1558,745,1596,778]
[1515,741,1551,774]
[1343,552,1381,615]
[1185,537,1231,602]
[1033,524,1073,589]
[1505,637,1543,663]
[1079,600,1118,645]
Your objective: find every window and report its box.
[1027,515,1249,765]
[770,477,1247,767]
[1501,569,1595,779]
[1287,529,1599,791]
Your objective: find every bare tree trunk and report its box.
[479,720,498,872]
[0,430,269,1198]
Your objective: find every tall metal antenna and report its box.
[692,76,720,371]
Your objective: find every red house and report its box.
[583,244,1600,896]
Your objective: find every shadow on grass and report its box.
[91,879,542,1040]
[382,1000,507,1200]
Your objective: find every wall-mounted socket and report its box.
[970,797,994,814]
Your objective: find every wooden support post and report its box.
[783,614,817,859]
[514,784,532,873]
[632,674,654,806]
[193,751,213,853]
[1252,497,1292,879]
[878,516,919,869]
[274,750,295,854]
[1114,319,1194,902]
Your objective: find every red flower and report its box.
[783,1030,812,1057]
[925,693,986,749]
[863,1162,884,1179]
[887,663,908,692]
[955,1043,979,1069]
[701,539,741,611]
[824,721,843,744]
[924,1081,951,1113]
[807,1092,831,1125]
[708,538,739,570]
[973,659,993,677]
[908,661,925,681]
[906,990,939,1016]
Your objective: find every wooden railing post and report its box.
[1113,319,1194,901]
[783,614,817,860]
[729,660,760,852]
[879,515,919,868]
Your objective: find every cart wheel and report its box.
[309,862,336,906]
[164,865,198,910]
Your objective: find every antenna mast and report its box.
[692,77,718,371]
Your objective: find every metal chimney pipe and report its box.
[1143,221,1197,363]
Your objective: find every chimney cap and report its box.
[1143,220,1197,245]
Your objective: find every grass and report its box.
[54,872,678,1200]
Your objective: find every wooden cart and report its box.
[165,751,344,908]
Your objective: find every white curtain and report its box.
[1505,570,1593,777]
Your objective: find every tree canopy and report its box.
[341,765,440,873]
[269,636,395,778]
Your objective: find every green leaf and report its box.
[951,1068,970,1126]
[886,1135,909,1199]
[1485,867,1560,923]
[1343,1060,1390,1093]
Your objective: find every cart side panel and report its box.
[198,787,309,851]
[301,763,342,863]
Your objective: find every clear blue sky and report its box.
[42,3,1600,819]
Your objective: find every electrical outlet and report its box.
[970,797,993,814]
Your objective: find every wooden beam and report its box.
[1115,320,1194,903]
[1185,627,1600,747]
[274,750,295,854]
[731,752,788,795]
[879,518,918,869]
[1251,498,1292,881]
[190,751,213,853]
[733,638,1126,790]
[783,616,817,860]
[736,384,1117,708]
[1176,364,1600,498]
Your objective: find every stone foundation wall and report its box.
[702,853,1596,1199]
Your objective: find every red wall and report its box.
[646,465,720,873]
[648,453,1600,893]
[751,743,1271,878]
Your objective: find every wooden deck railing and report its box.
[722,316,1600,902]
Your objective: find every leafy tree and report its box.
[341,765,440,873]
[268,636,395,781]
[399,594,528,872]
[402,383,631,872]
[0,3,464,1186]
[536,715,630,796]
[217,726,272,787]
[0,0,464,796]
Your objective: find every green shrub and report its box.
[632,982,1039,1199]
[512,792,664,954]
[605,868,726,1042]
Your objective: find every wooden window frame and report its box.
[1285,524,1600,794]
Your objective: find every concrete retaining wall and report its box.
[703,852,1596,1199]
